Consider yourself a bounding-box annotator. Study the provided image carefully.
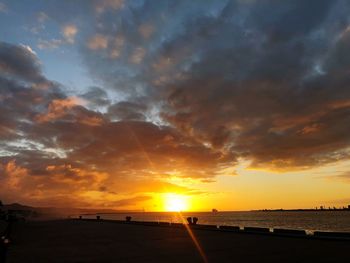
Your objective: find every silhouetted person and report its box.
[187,217,192,225]
[193,217,198,225]
[126,216,132,222]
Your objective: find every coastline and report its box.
[77,210,350,233]
[254,208,350,212]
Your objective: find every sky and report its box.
[1,0,350,211]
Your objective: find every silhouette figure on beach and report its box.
[187,217,192,225]
[186,217,198,225]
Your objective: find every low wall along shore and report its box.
[75,216,350,241]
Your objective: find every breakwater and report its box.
[74,217,350,241]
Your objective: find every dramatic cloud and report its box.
[0,40,232,207]
[0,42,47,83]
[80,86,111,108]
[80,0,350,170]
[107,101,147,121]
[2,0,350,208]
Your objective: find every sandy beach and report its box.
[5,219,350,263]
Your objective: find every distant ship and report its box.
[212,208,218,213]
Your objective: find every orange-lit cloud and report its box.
[62,24,78,44]
[129,47,146,64]
[138,24,155,39]
[87,34,109,50]
[36,97,84,122]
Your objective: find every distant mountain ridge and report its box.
[2,203,35,211]
[1,202,137,217]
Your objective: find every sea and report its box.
[82,211,350,233]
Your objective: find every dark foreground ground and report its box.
[5,220,350,263]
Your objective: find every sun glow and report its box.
[163,193,189,212]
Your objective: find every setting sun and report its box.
[163,193,189,212]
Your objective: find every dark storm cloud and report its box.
[79,0,350,169]
[107,101,147,120]
[0,42,48,84]
[0,41,63,141]
[80,86,111,107]
[163,13,350,169]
